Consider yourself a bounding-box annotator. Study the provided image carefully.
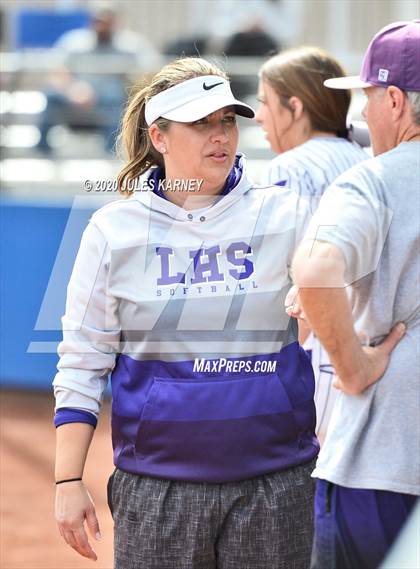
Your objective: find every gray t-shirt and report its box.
[304,141,420,495]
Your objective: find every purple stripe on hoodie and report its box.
[110,342,319,482]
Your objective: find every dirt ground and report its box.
[1,389,115,569]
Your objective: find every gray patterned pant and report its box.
[107,460,316,569]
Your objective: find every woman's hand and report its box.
[55,481,101,561]
[285,285,307,321]
[285,285,312,343]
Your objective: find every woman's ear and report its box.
[148,124,167,154]
[288,96,304,121]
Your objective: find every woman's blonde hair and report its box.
[117,57,227,195]
[260,46,351,138]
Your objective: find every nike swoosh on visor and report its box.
[203,82,224,90]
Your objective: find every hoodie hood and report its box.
[135,153,254,222]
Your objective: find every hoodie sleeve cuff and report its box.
[54,408,98,429]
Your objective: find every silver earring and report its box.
[161,147,167,153]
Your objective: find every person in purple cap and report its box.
[289,20,420,569]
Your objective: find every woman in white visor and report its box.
[53,57,319,569]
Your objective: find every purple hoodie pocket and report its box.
[134,374,306,481]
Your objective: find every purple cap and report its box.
[324,20,420,91]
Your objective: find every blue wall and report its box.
[13,9,91,49]
[0,200,94,389]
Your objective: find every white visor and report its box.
[145,75,255,126]
[324,76,372,89]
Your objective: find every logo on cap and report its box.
[378,68,389,82]
[203,81,224,91]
